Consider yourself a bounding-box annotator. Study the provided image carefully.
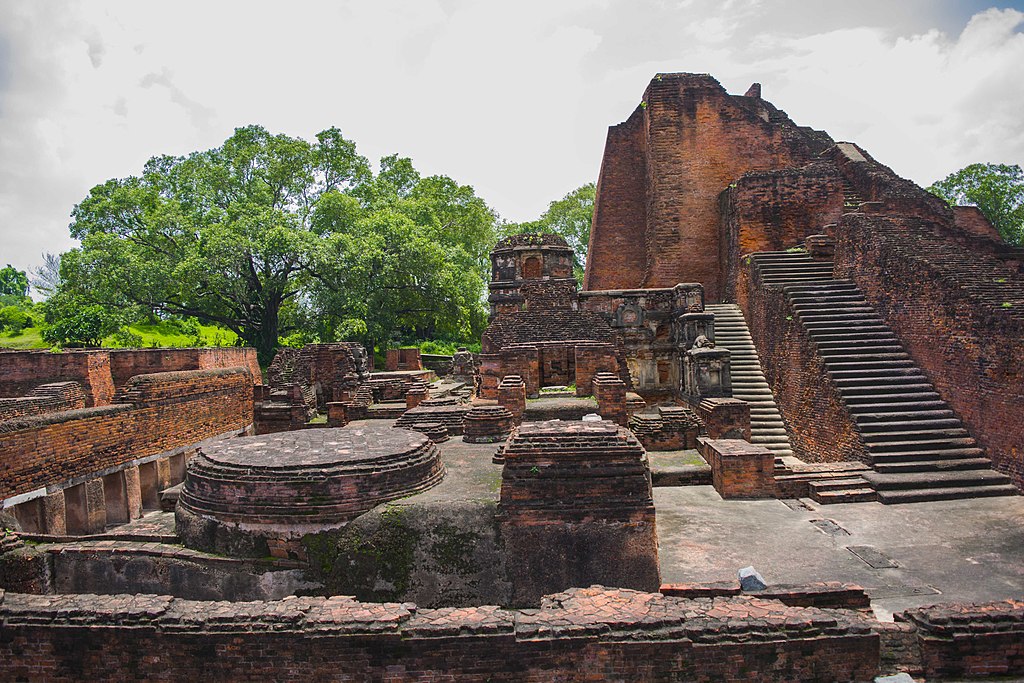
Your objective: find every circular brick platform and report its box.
[176,424,444,558]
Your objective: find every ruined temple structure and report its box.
[479,233,733,404]
[589,72,1023,501]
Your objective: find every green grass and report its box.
[0,327,47,349]
[109,321,239,348]
[0,322,238,350]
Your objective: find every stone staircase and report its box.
[749,251,1017,504]
[705,304,793,459]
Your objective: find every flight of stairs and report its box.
[749,251,1017,504]
[706,304,793,459]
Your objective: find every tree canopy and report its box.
[499,182,595,282]
[0,265,29,298]
[928,163,1024,246]
[57,125,497,363]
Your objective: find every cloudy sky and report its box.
[1,0,1023,275]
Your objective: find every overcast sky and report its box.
[2,0,1023,275]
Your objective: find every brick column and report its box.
[573,342,616,397]
[497,375,527,424]
[123,465,144,521]
[699,397,751,440]
[326,402,347,427]
[406,384,428,410]
[698,437,775,499]
[593,372,628,426]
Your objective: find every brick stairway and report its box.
[705,304,793,459]
[749,251,1017,504]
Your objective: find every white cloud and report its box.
[0,0,1022,275]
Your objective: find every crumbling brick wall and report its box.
[0,350,114,407]
[0,368,253,502]
[108,348,261,389]
[586,73,832,300]
[833,214,1024,487]
[0,588,880,682]
[0,383,86,422]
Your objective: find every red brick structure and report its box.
[462,405,515,444]
[0,348,260,408]
[699,397,752,441]
[586,73,832,301]
[0,587,884,682]
[385,347,423,371]
[592,372,628,426]
[0,382,86,421]
[699,437,776,499]
[1,368,254,534]
[498,421,659,606]
[496,375,526,424]
[629,405,702,451]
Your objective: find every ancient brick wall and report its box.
[738,267,863,463]
[0,350,114,407]
[0,368,253,502]
[833,215,1024,486]
[587,74,832,301]
[585,107,649,291]
[0,382,86,422]
[108,348,261,389]
[720,162,844,301]
[0,588,880,682]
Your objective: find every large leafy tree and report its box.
[0,265,29,298]
[928,163,1024,246]
[307,155,494,351]
[500,182,595,281]
[64,125,370,364]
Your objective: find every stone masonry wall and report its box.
[0,587,880,682]
[0,368,253,502]
[833,214,1024,486]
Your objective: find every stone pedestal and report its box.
[497,375,527,424]
[499,420,659,607]
[405,384,428,410]
[593,372,628,426]
[326,402,347,427]
[699,397,751,441]
[463,406,515,444]
[698,437,775,499]
[682,347,732,401]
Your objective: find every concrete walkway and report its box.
[654,485,1024,619]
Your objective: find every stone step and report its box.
[844,394,942,407]
[864,469,1012,491]
[854,410,955,423]
[829,368,926,379]
[839,383,936,396]
[866,437,977,453]
[857,418,962,433]
[810,487,879,504]
[868,447,986,464]
[873,458,996,474]
[862,428,970,443]
[875,484,1018,504]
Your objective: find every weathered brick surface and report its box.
[108,348,261,389]
[386,347,422,371]
[833,214,1024,487]
[898,599,1024,679]
[0,368,253,502]
[629,405,702,451]
[698,437,776,499]
[499,421,659,606]
[699,397,751,441]
[587,73,832,300]
[720,162,844,302]
[0,586,879,682]
[0,350,114,406]
[0,382,85,421]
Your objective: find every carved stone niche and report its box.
[673,283,704,314]
[682,347,732,401]
[677,313,715,349]
[614,302,645,327]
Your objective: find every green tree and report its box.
[928,163,1024,245]
[500,182,595,281]
[40,297,122,347]
[63,125,370,364]
[308,155,495,351]
[0,265,29,298]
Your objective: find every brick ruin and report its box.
[1,72,1023,681]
